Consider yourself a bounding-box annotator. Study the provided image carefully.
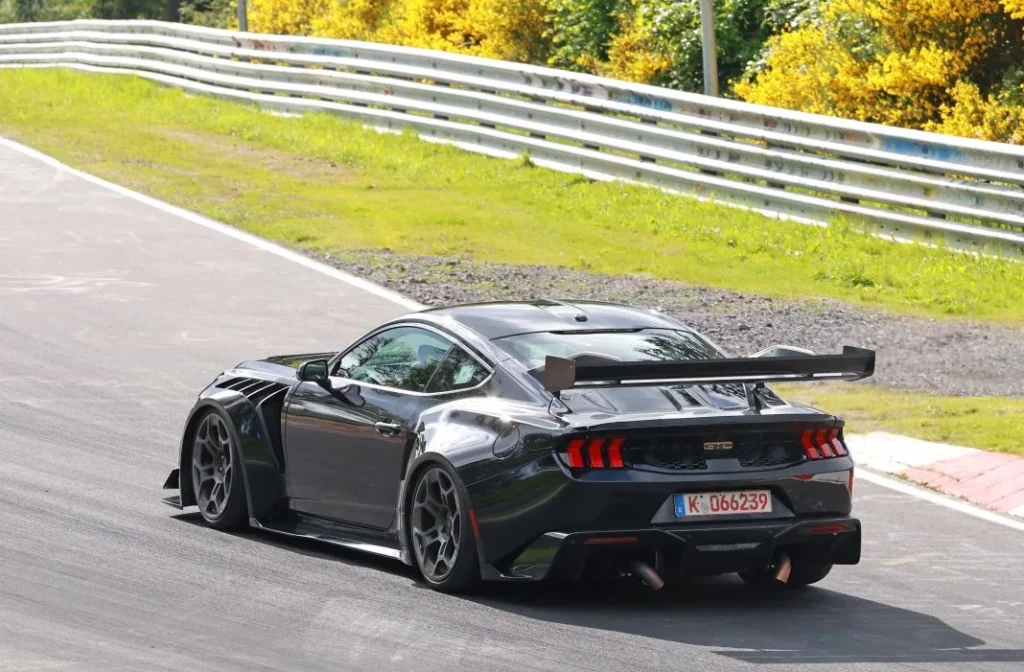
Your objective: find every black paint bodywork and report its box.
[164,300,862,581]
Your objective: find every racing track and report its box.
[2,139,1024,672]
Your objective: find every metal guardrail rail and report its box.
[1,19,1023,256]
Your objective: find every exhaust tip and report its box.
[628,559,665,591]
[773,551,792,584]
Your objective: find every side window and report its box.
[338,326,453,392]
[425,346,490,393]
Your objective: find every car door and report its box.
[282,325,459,529]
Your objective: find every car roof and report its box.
[414,300,691,340]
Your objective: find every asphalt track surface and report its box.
[2,140,1024,672]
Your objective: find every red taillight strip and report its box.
[801,429,821,460]
[567,438,585,468]
[808,524,848,534]
[830,428,848,456]
[588,438,606,468]
[816,428,834,458]
[607,438,624,468]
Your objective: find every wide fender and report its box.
[394,400,568,568]
[395,450,476,567]
[176,389,287,520]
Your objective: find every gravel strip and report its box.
[321,250,1024,397]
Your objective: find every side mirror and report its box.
[297,359,329,383]
[750,344,815,359]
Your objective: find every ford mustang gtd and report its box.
[163,300,872,593]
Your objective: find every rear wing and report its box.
[543,346,875,395]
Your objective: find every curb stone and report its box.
[848,432,1024,519]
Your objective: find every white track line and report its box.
[0,137,425,312]
[857,468,1024,532]
[5,136,1021,533]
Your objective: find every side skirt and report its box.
[250,512,407,563]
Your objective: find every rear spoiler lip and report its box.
[543,346,875,395]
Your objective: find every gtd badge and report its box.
[703,441,733,452]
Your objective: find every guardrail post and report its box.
[699,0,719,97]
[237,0,248,33]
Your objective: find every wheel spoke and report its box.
[425,483,444,513]
[414,497,441,521]
[439,477,458,512]
[210,482,223,511]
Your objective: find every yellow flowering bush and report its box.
[737,0,1024,142]
[248,0,547,62]
[597,10,672,83]
[249,0,330,35]
[1002,0,1024,19]
[927,81,1024,144]
[310,0,388,40]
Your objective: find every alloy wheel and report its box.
[411,467,462,583]
[192,413,234,520]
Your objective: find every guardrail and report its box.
[1,19,1022,256]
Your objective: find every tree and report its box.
[592,0,772,94]
[736,0,1024,141]
[543,0,621,72]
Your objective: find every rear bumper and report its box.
[480,516,861,582]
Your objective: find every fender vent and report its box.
[217,376,289,469]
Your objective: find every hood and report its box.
[234,352,336,377]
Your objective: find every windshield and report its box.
[492,328,722,369]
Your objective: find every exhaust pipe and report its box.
[773,551,792,584]
[628,559,665,591]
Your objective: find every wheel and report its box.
[191,409,248,531]
[739,558,833,588]
[409,463,479,593]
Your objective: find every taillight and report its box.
[801,429,821,460]
[608,438,625,468]
[566,438,585,469]
[830,428,848,456]
[817,429,834,458]
[564,437,627,470]
[802,427,849,461]
[588,439,606,468]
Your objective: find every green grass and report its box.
[776,383,1024,457]
[1,69,1023,321]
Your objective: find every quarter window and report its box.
[425,346,490,393]
[338,326,453,392]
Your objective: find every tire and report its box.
[408,463,479,593]
[190,409,248,531]
[740,560,833,588]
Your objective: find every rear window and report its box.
[492,329,722,369]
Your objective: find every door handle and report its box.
[374,421,402,437]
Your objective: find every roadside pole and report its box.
[698,0,719,96]
[237,0,248,32]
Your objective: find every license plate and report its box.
[674,490,772,517]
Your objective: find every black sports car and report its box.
[163,300,873,593]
